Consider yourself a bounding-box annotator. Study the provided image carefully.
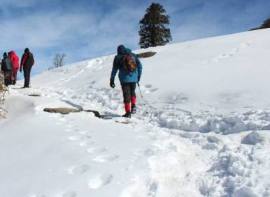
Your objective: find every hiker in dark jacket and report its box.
[1,52,12,86]
[20,48,35,88]
[110,45,142,118]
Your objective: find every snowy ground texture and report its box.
[1,29,270,197]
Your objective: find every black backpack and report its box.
[3,58,12,71]
[122,54,137,72]
[27,53,34,66]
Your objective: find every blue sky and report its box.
[0,0,269,74]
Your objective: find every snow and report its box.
[1,29,270,196]
[241,131,264,145]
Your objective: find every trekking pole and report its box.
[136,82,156,116]
[137,82,153,108]
[137,82,143,99]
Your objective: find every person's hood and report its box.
[125,48,132,54]
[9,51,16,56]
[117,45,126,55]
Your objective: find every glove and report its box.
[110,79,115,88]
[138,75,141,82]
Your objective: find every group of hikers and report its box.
[0,48,35,88]
[1,45,140,118]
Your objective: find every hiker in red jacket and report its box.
[8,51,20,85]
[20,48,35,88]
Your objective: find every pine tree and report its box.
[250,18,270,30]
[260,18,270,29]
[139,3,172,48]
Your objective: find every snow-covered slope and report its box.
[1,29,270,197]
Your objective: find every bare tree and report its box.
[53,53,66,68]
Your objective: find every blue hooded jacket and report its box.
[110,45,142,84]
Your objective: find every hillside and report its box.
[1,29,270,197]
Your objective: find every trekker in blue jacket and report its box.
[110,45,142,118]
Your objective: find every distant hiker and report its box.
[1,52,12,86]
[20,48,35,88]
[8,51,20,85]
[110,45,142,118]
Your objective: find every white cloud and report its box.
[0,12,94,49]
[0,3,145,69]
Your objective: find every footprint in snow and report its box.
[142,84,159,94]
[79,141,94,147]
[92,154,119,163]
[202,143,219,150]
[145,84,152,88]
[240,42,251,48]
[59,114,67,120]
[144,148,156,156]
[78,130,89,135]
[150,88,159,92]
[68,136,81,141]
[148,182,158,197]
[65,128,73,132]
[68,164,90,175]
[65,125,75,132]
[81,134,92,140]
[88,174,113,189]
[62,191,77,197]
[87,147,107,154]
[28,194,46,197]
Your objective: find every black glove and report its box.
[138,75,141,83]
[110,79,115,88]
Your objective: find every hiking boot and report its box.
[122,112,131,118]
[131,104,136,114]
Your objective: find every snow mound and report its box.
[241,131,264,145]
[232,187,257,197]
[4,95,35,118]
[152,109,270,134]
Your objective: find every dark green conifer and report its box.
[139,3,172,48]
